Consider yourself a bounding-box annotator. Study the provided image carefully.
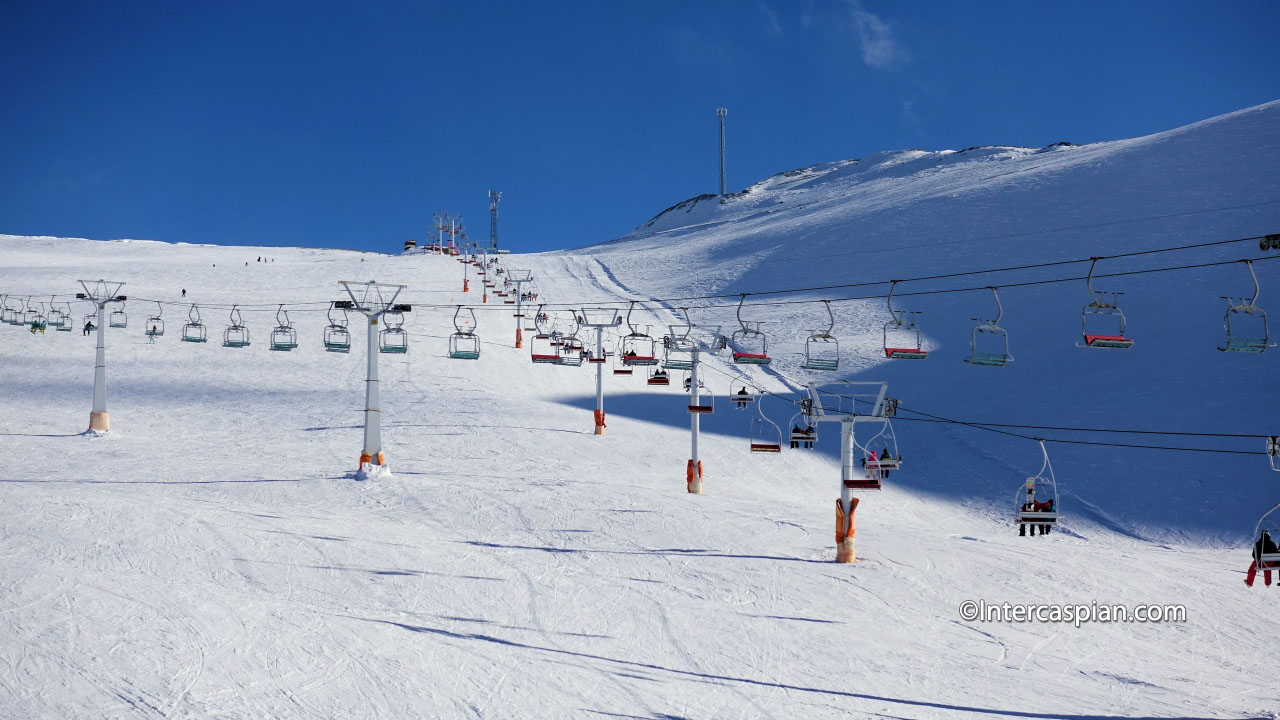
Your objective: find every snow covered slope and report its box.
[1,101,1278,718]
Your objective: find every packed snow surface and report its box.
[2,101,1280,718]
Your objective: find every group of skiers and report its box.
[1019,492,1057,537]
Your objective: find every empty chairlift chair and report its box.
[1016,440,1060,535]
[731,295,772,365]
[1078,258,1133,349]
[1217,259,1274,354]
[54,302,73,332]
[145,302,164,339]
[883,281,928,359]
[749,397,783,453]
[222,305,250,348]
[109,301,128,329]
[23,298,39,327]
[448,306,481,359]
[802,300,840,371]
[379,308,409,353]
[269,305,298,351]
[964,287,1013,367]
[686,377,714,414]
[182,304,207,343]
[323,301,351,353]
[46,296,65,330]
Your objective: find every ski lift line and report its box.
[322,250,1280,314]
[750,199,1280,266]
[21,230,1272,314]
[8,244,1274,319]
[713,362,1273,450]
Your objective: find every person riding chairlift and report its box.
[733,387,751,409]
[1246,531,1280,587]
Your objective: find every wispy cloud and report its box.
[848,1,905,69]
[758,2,783,39]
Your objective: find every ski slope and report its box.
[2,101,1279,718]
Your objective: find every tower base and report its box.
[89,411,110,433]
[686,459,703,494]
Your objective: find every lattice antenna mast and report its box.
[716,107,727,199]
[76,279,126,433]
[338,281,410,479]
[488,191,501,252]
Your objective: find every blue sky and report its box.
[1,0,1277,253]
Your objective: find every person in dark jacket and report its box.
[1246,531,1280,587]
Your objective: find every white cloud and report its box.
[848,1,905,69]
[758,2,783,39]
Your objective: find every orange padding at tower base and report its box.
[835,497,859,544]
[594,410,606,428]
[685,459,704,491]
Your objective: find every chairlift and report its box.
[613,350,634,375]
[647,366,671,386]
[731,294,772,365]
[729,378,757,410]
[379,308,408,353]
[557,333,587,366]
[54,302,72,332]
[324,301,351,353]
[223,305,250,348]
[686,375,714,414]
[182,304,207,343]
[145,302,164,338]
[1,296,16,325]
[883,281,927,359]
[749,396,783,453]
[46,297,65,329]
[449,306,481,360]
[1016,440,1060,535]
[531,331,560,363]
[802,300,840,371]
[23,298,39,327]
[964,287,1013,366]
[620,302,660,366]
[1217,259,1273,353]
[788,411,817,449]
[109,301,127,329]
[269,305,298,351]
[1247,502,1280,587]
[1078,258,1133,349]
[849,420,902,490]
[663,314,698,370]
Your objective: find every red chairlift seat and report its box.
[614,368,633,375]
[732,351,771,364]
[885,347,928,359]
[622,354,659,366]
[688,403,713,414]
[843,477,881,490]
[1083,334,1133,349]
[531,353,560,363]
[750,442,781,453]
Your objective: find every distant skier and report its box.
[83,320,94,336]
[181,288,186,298]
